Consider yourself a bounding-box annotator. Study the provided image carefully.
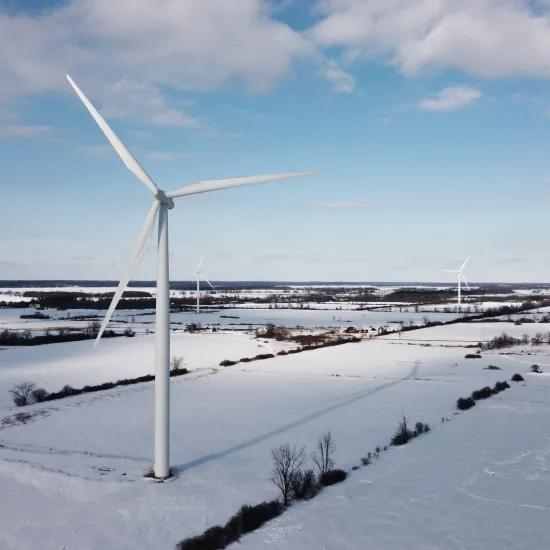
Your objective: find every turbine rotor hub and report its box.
[156,190,175,209]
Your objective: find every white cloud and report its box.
[0,0,312,127]
[322,59,355,92]
[0,124,51,139]
[98,80,200,128]
[309,201,368,210]
[312,0,550,78]
[147,150,189,163]
[418,86,482,112]
[76,143,112,156]
[4,0,550,135]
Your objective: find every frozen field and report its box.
[386,321,550,344]
[0,305,465,333]
[0,321,548,549]
[240,381,550,550]
[0,332,278,410]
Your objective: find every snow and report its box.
[0,306,466,334]
[1,319,548,549]
[239,385,550,549]
[384,321,550,344]
[0,332,275,410]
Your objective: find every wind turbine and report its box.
[196,255,215,314]
[443,257,470,312]
[66,74,316,479]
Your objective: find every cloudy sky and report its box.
[1,0,550,282]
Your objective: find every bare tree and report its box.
[271,443,305,505]
[84,321,101,336]
[10,382,36,406]
[170,355,185,372]
[312,431,335,477]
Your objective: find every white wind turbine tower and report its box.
[443,257,470,312]
[196,255,215,314]
[66,75,316,479]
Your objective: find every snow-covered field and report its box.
[239,381,550,549]
[0,320,548,549]
[0,305,465,334]
[0,331,279,410]
[386,321,550,344]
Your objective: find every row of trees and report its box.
[271,432,340,505]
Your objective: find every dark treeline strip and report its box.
[2,286,534,311]
[457,380,511,410]
[36,367,189,404]
[22,290,152,299]
[219,336,360,367]
[389,300,550,337]
[0,329,120,346]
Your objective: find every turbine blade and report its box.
[66,75,159,195]
[197,254,205,272]
[203,277,215,291]
[460,256,470,272]
[166,171,317,199]
[95,200,159,346]
[461,273,470,291]
[442,269,459,273]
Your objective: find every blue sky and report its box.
[1,0,550,282]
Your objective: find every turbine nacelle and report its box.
[155,191,175,209]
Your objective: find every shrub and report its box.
[219,359,237,367]
[253,353,275,360]
[465,354,482,359]
[177,501,283,550]
[9,382,36,406]
[290,469,318,500]
[84,321,101,336]
[238,501,283,534]
[30,387,48,403]
[479,333,521,351]
[177,525,225,550]
[391,414,414,446]
[471,386,492,400]
[531,364,543,374]
[415,422,424,434]
[484,365,501,370]
[319,468,347,486]
[511,373,524,382]
[492,381,510,393]
[457,397,475,410]
[170,367,189,378]
[60,385,81,397]
[170,355,185,371]
[240,357,252,363]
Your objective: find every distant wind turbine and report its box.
[196,255,215,314]
[443,257,470,311]
[66,74,316,479]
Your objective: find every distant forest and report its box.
[0,285,527,311]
